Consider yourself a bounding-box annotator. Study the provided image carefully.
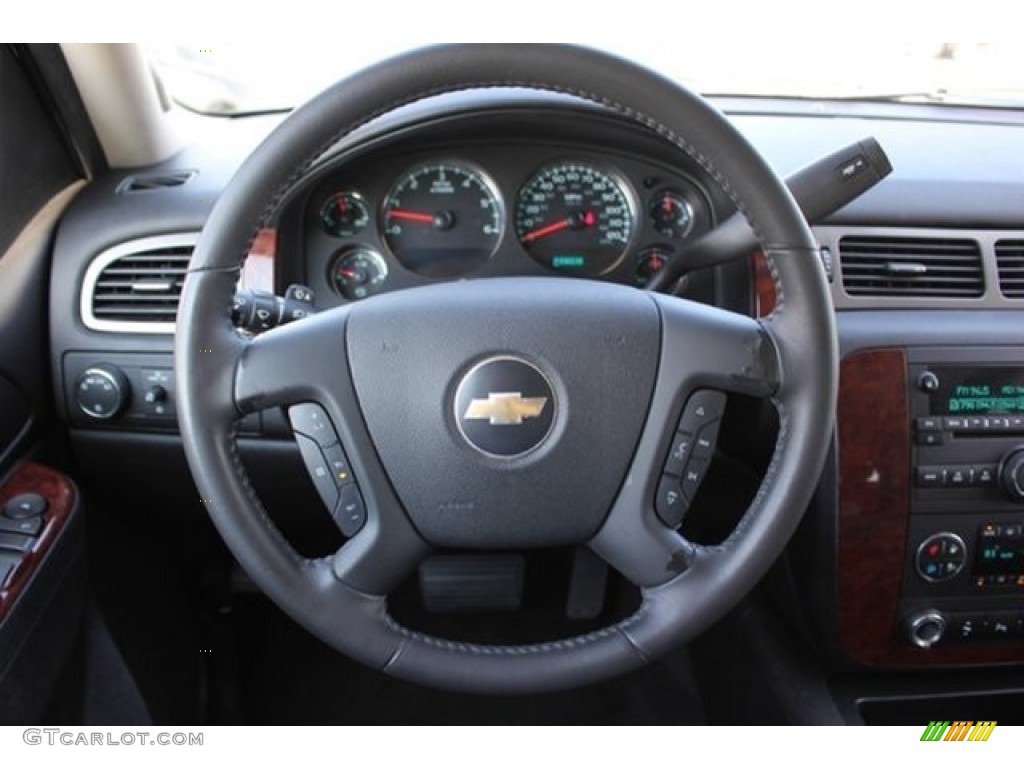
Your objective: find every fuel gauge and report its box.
[649,190,694,240]
[320,191,370,238]
[330,247,388,301]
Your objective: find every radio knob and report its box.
[917,371,940,393]
[999,448,1024,502]
[905,610,946,649]
[74,364,130,420]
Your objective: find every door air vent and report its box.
[838,236,984,298]
[81,233,198,334]
[116,170,196,194]
[995,240,1024,298]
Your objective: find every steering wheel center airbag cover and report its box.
[345,277,660,547]
[454,356,556,458]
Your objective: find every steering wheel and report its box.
[175,44,836,694]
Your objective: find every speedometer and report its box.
[515,162,634,276]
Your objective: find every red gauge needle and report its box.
[521,210,596,244]
[386,209,436,224]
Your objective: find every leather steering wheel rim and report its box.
[175,44,837,694]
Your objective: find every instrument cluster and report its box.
[302,148,715,303]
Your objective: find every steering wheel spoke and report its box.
[651,294,782,399]
[590,506,697,589]
[589,295,785,587]
[233,307,350,415]
[230,306,431,595]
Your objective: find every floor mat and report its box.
[215,596,706,725]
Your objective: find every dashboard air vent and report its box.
[81,234,198,334]
[839,235,983,298]
[116,170,196,194]
[995,240,1024,298]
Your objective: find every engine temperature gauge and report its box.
[634,246,674,285]
[330,247,388,301]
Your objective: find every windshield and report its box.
[147,42,1024,116]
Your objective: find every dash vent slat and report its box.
[81,234,197,333]
[839,236,983,298]
[995,240,1024,298]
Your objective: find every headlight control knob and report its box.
[74,364,130,420]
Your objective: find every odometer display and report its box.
[515,162,634,275]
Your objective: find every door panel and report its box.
[0,45,91,724]
[0,45,84,468]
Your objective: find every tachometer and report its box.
[515,162,634,275]
[382,162,502,278]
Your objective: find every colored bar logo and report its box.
[920,721,996,741]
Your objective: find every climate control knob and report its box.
[915,532,966,582]
[74,364,130,420]
[999,448,1024,502]
[905,610,946,649]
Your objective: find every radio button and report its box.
[677,390,726,435]
[916,466,946,488]
[692,421,720,461]
[663,433,693,478]
[1010,416,1024,431]
[974,465,997,487]
[655,475,688,528]
[944,416,968,431]
[680,459,710,501]
[967,416,986,431]
[947,466,972,486]
[916,431,945,447]
[916,417,942,432]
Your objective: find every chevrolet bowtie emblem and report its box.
[463,392,548,426]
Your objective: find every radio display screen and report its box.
[931,367,1024,415]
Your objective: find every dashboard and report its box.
[45,90,1024,695]
[277,106,731,308]
[301,145,714,301]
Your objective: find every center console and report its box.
[835,346,1024,668]
[902,350,1024,649]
